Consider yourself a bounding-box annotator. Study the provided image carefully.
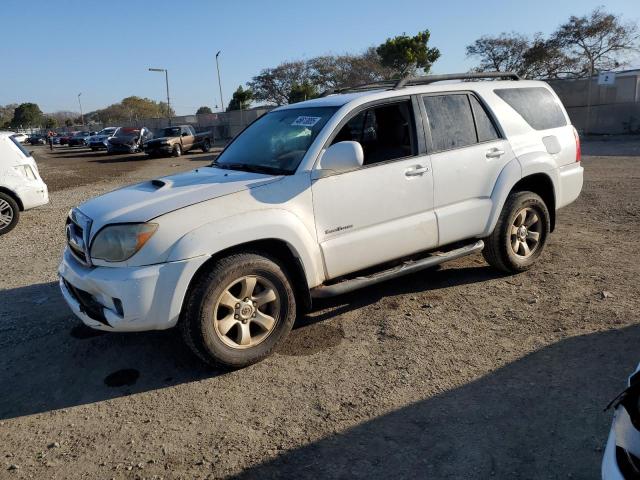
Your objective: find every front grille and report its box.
[66,209,93,266]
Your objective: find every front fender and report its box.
[167,209,325,287]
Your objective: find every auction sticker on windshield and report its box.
[291,116,321,127]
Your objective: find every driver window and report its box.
[331,100,416,166]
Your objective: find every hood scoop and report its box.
[150,178,174,190]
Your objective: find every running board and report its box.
[311,240,484,299]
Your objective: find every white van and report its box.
[0,133,49,235]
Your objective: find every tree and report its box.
[226,86,253,111]
[550,7,640,76]
[376,30,440,76]
[308,48,395,91]
[288,82,318,104]
[0,104,18,127]
[44,116,57,129]
[248,61,309,105]
[88,96,175,124]
[11,103,43,127]
[196,106,213,114]
[64,119,73,127]
[466,32,575,78]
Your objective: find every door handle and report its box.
[405,165,429,177]
[486,148,505,158]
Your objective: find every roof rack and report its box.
[321,71,520,96]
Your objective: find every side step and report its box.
[310,240,484,299]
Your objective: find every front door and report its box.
[312,99,437,279]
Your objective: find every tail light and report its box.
[573,126,581,163]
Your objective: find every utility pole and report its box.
[77,93,84,127]
[215,51,224,112]
[148,68,172,125]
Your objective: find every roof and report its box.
[275,77,549,112]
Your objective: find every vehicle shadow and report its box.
[0,263,502,420]
[234,324,640,479]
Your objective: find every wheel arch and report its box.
[0,186,24,211]
[510,173,556,231]
[183,238,313,315]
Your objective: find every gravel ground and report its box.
[0,139,639,479]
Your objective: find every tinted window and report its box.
[494,87,566,130]
[470,95,500,142]
[9,135,32,158]
[331,101,416,165]
[423,94,476,152]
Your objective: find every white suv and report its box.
[58,72,583,368]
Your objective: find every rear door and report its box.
[421,92,515,245]
[311,98,438,279]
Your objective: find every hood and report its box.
[90,135,109,141]
[78,167,281,233]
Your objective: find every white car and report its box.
[603,363,640,479]
[11,133,28,144]
[58,72,583,368]
[0,133,49,235]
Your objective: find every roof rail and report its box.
[393,71,521,89]
[321,71,520,96]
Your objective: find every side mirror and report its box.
[316,141,363,176]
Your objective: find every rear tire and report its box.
[483,191,550,273]
[181,253,297,369]
[201,139,211,153]
[0,193,20,236]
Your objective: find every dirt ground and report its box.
[0,138,639,479]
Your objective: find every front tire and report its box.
[181,253,297,369]
[173,144,182,157]
[0,193,20,236]
[483,191,550,273]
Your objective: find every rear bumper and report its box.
[17,181,49,210]
[58,248,208,332]
[557,163,583,209]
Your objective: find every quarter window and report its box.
[423,94,477,152]
[331,101,416,166]
[494,87,566,130]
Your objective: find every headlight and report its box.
[91,223,158,262]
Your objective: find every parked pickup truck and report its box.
[144,125,212,157]
[59,72,583,369]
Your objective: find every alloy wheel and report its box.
[213,275,280,349]
[510,207,542,258]
[0,198,14,229]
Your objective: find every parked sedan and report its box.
[88,127,120,151]
[27,134,47,145]
[107,127,152,154]
[11,133,28,144]
[59,132,76,145]
[68,131,93,147]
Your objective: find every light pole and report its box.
[77,93,84,127]
[215,51,224,112]
[148,68,171,125]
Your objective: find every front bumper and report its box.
[58,249,208,332]
[108,143,137,153]
[144,144,173,155]
[89,141,108,149]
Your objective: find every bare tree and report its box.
[247,61,309,105]
[551,7,639,77]
[466,33,531,75]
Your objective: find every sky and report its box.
[0,0,637,116]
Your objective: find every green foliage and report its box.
[196,106,213,114]
[88,96,175,124]
[44,117,57,129]
[0,104,18,127]
[11,103,43,127]
[288,82,318,104]
[227,86,253,111]
[376,30,441,76]
[64,119,73,127]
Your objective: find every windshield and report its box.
[9,135,32,158]
[74,131,89,137]
[214,107,337,174]
[98,128,117,136]
[160,127,182,137]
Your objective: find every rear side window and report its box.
[423,94,476,151]
[494,87,566,130]
[469,95,500,142]
[9,135,32,158]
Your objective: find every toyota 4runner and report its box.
[59,72,583,368]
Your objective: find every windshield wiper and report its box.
[211,162,290,175]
